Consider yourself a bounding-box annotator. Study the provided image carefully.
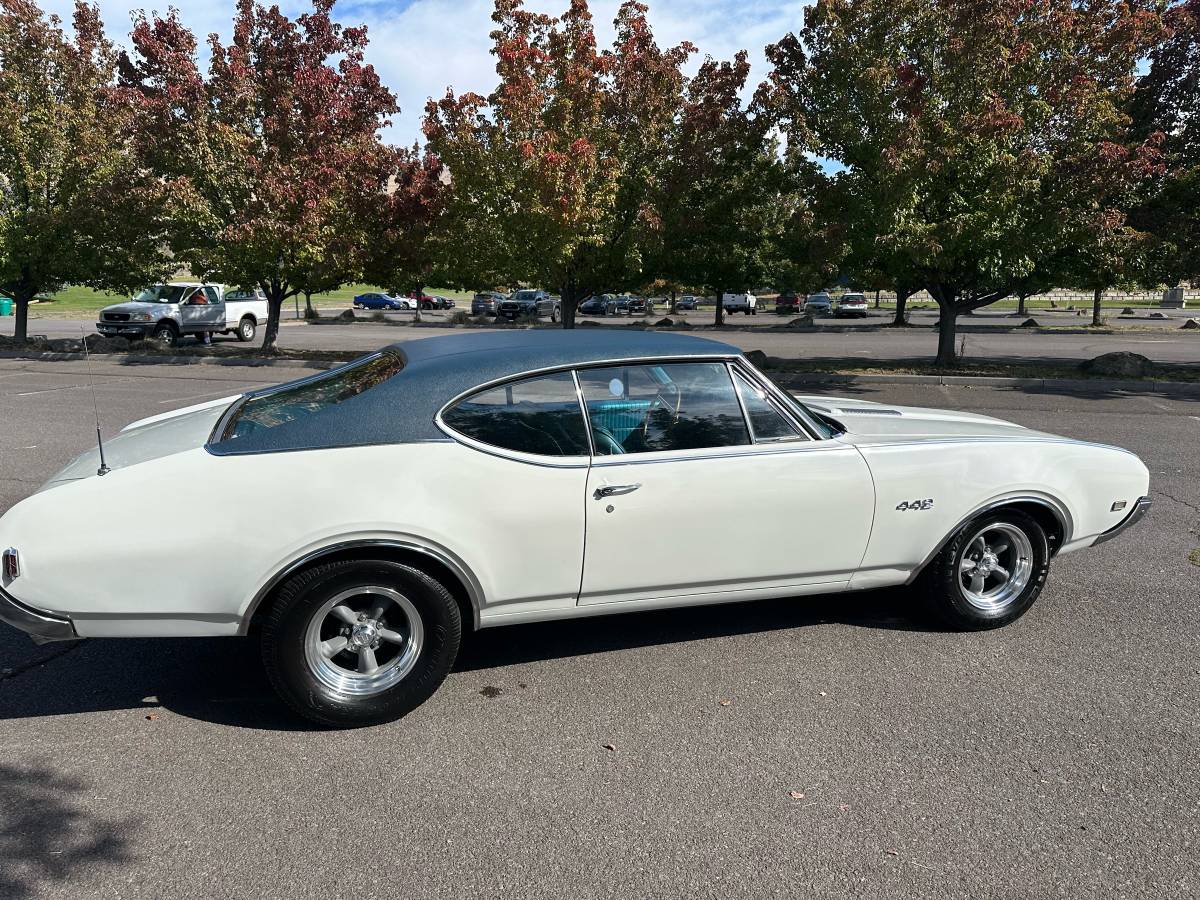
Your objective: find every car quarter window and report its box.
[732,370,804,442]
[442,371,590,457]
[577,362,750,456]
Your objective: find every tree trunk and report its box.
[1017,293,1028,317]
[560,275,578,329]
[891,288,913,327]
[304,291,316,319]
[413,283,423,323]
[12,294,32,344]
[1091,285,1103,327]
[668,289,677,316]
[874,289,881,309]
[262,283,286,350]
[713,288,725,327]
[933,292,959,367]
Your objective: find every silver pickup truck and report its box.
[97,283,268,347]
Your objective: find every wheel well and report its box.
[156,319,178,332]
[245,545,478,638]
[1003,501,1065,556]
[240,314,255,325]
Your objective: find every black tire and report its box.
[551,306,560,323]
[916,509,1049,630]
[261,559,461,728]
[237,316,256,342]
[152,322,177,347]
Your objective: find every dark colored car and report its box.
[498,289,561,322]
[406,291,455,311]
[775,292,801,313]
[353,293,411,311]
[675,295,702,310]
[625,296,653,315]
[579,296,612,316]
[472,292,506,315]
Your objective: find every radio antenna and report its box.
[80,327,110,476]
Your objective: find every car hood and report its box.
[39,396,241,489]
[100,301,176,315]
[795,395,1061,443]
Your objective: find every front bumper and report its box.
[1093,496,1152,546]
[97,321,152,336]
[0,583,77,644]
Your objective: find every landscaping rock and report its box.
[1121,307,1135,316]
[787,315,814,328]
[743,349,769,368]
[1148,311,1168,319]
[84,334,130,353]
[47,338,84,353]
[1181,318,1200,329]
[1020,318,1039,327]
[654,317,674,327]
[1081,351,1155,377]
[338,309,356,321]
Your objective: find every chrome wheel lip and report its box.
[958,522,1034,614]
[303,585,424,697]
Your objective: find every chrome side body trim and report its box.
[239,538,485,634]
[0,583,77,644]
[1092,496,1151,546]
[904,494,1073,585]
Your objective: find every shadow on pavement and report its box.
[0,588,932,731]
[0,765,136,899]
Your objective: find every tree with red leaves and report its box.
[0,0,174,343]
[361,146,448,324]
[1131,0,1200,289]
[118,0,397,349]
[770,0,1163,365]
[425,0,692,327]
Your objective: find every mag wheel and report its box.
[261,559,461,728]
[917,509,1049,630]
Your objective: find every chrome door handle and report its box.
[593,483,641,500]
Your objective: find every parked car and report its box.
[579,295,613,316]
[625,296,654,315]
[834,292,869,318]
[353,293,412,311]
[775,291,801,313]
[472,292,506,315]
[97,283,267,346]
[803,292,833,316]
[0,330,1150,727]
[722,293,758,315]
[676,295,702,310]
[497,289,560,322]
[405,291,454,311]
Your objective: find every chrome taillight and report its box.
[2,548,18,580]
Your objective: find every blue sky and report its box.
[40,0,808,145]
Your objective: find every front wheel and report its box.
[261,559,462,728]
[151,322,177,347]
[916,509,1049,630]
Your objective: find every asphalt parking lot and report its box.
[1,358,1198,899]
[7,307,1200,366]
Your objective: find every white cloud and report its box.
[40,0,808,144]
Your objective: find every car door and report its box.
[179,287,223,333]
[577,361,874,607]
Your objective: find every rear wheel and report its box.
[237,316,256,342]
[261,559,461,728]
[916,509,1049,630]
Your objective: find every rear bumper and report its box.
[0,584,77,644]
[1092,496,1151,546]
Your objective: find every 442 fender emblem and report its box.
[896,499,934,511]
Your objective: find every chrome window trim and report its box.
[729,359,826,440]
[435,353,742,465]
[727,362,810,445]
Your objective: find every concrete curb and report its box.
[770,370,1200,396]
[0,350,340,368]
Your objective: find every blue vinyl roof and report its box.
[209,330,744,455]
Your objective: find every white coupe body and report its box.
[0,332,1149,725]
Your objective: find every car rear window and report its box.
[218,352,404,442]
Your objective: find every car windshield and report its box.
[218,352,405,442]
[133,285,191,304]
[513,290,539,301]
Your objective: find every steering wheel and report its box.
[642,382,682,443]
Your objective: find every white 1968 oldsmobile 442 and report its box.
[0,332,1149,727]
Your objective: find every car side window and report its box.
[442,371,589,457]
[732,370,804,441]
[577,362,750,455]
[203,287,220,304]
